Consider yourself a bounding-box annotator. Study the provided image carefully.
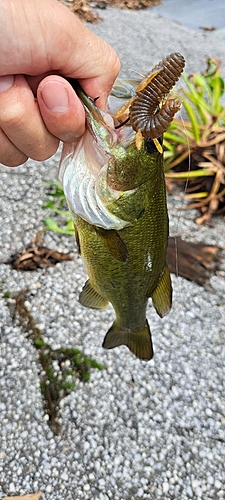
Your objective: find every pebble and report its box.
[186,486,193,497]
[162,481,170,493]
[61,472,69,481]
[8,483,16,493]
[195,486,202,497]
[192,479,200,489]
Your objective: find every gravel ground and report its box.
[1,7,225,500]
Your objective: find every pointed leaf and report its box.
[181,100,200,143]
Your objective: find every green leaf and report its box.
[210,75,224,115]
[90,360,104,370]
[44,180,67,207]
[52,208,71,217]
[34,338,46,347]
[181,100,200,143]
[163,139,175,152]
[42,200,56,210]
[44,217,74,235]
[81,371,90,381]
[164,132,187,145]
[181,74,211,123]
[44,217,63,232]
[66,219,74,231]
[166,169,213,179]
[61,381,76,390]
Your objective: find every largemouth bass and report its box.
[59,53,185,361]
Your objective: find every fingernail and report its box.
[40,81,69,112]
[0,75,15,92]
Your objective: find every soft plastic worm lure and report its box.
[116,53,185,151]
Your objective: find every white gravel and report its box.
[0,7,225,500]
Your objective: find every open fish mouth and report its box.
[59,83,136,230]
[59,120,135,230]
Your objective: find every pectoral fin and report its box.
[95,227,128,263]
[103,320,153,361]
[74,224,81,255]
[152,263,172,318]
[79,280,108,309]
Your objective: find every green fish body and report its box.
[59,55,184,360]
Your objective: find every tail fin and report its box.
[102,320,153,361]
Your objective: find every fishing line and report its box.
[173,111,191,296]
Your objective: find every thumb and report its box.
[37,75,86,142]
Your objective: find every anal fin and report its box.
[103,320,153,361]
[79,279,108,310]
[152,263,172,318]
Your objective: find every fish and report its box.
[59,53,185,361]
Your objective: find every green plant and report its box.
[164,58,225,223]
[42,181,74,235]
[5,288,104,434]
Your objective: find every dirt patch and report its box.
[60,0,161,23]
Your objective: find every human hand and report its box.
[0,0,120,166]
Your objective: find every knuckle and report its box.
[32,138,59,161]
[0,100,27,128]
[0,129,28,166]
[0,151,28,167]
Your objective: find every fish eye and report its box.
[145,137,163,154]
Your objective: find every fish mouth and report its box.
[59,134,131,230]
[59,83,133,230]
